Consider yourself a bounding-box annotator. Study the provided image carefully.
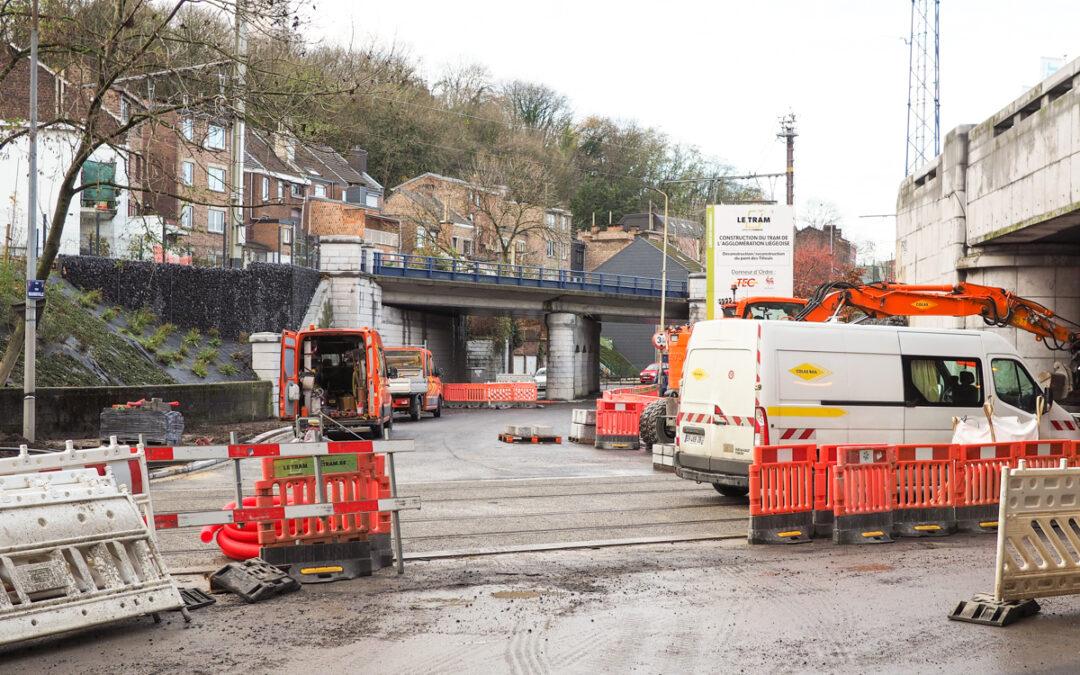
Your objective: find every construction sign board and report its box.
[705,205,795,318]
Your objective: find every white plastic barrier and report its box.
[0,469,184,646]
[995,459,1080,601]
[950,458,1080,626]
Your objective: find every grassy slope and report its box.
[0,262,173,386]
[600,337,639,379]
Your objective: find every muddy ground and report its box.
[4,404,1078,673]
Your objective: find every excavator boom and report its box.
[797,282,1080,351]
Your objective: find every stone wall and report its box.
[0,381,272,438]
[59,256,319,338]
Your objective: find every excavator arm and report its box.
[796,282,1080,352]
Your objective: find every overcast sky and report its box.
[311,1,1077,262]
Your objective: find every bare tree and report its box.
[799,199,842,230]
[0,0,347,384]
[467,141,569,265]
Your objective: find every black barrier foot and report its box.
[260,541,375,583]
[210,558,301,602]
[948,593,1040,627]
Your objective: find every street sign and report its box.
[705,205,795,319]
[26,279,45,300]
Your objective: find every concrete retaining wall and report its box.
[0,381,273,439]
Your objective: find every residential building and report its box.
[794,223,857,267]
[0,46,137,259]
[245,130,397,262]
[593,237,703,369]
[385,172,572,269]
[577,212,705,271]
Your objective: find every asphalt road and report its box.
[7,403,1079,672]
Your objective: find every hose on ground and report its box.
[199,496,282,561]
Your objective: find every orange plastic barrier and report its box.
[893,444,956,537]
[594,408,642,449]
[1011,439,1074,468]
[812,445,838,537]
[254,453,382,547]
[831,445,895,544]
[952,442,1012,533]
[748,444,817,544]
[442,382,538,404]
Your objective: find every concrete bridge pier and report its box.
[546,312,600,401]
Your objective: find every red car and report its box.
[639,362,669,384]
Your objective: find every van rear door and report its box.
[279,330,299,419]
[679,346,757,464]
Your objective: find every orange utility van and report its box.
[279,327,393,438]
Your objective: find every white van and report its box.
[674,320,1079,496]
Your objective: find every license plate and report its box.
[682,429,705,446]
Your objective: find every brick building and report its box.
[577,212,705,271]
[384,172,572,269]
[245,131,395,263]
[794,223,858,267]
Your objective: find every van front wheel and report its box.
[713,484,748,498]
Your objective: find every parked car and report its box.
[534,367,547,394]
[639,363,669,384]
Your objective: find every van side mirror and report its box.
[286,381,301,402]
[388,366,398,378]
[1043,387,1054,411]
[433,367,441,377]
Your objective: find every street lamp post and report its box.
[644,186,670,391]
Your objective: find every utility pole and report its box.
[23,0,39,442]
[777,114,797,206]
[229,0,248,267]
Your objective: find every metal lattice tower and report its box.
[905,0,940,176]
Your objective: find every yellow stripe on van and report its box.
[766,406,848,418]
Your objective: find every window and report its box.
[451,236,461,253]
[462,239,473,255]
[180,161,194,186]
[261,176,270,202]
[546,240,556,257]
[207,208,226,234]
[992,359,1040,413]
[545,212,556,228]
[179,203,193,229]
[291,183,303,197]
[416,225,428,247]
[314,183,326,198]
[180,117,194,141]
[282,225,293,244]
[208,167,226,192]
[205,124,225,150]
[278,182,285,200]
[365,192,379,208]
[120,98,129,123]
[515,240,526,253]
[903,356,983,407]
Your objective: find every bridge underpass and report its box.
[315,237,691,399]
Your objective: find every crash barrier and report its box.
[652,442,675,470]
[593,391,659,450]
[0,437,153,526]
[602,384,659,399]
[145,439,419,579]
[748,444,816,544]
[949,459,1080,627]
[747,440,1080,545]
[0,469,184,647]
[442,382,538,407]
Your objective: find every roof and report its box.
[392,188,472,226]
[244,129,379,190]
[594,236,701,278]
[619,212,704,238]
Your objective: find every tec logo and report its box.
[734,278,757,287]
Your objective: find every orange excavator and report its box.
[795,280,1080,398]
[640,282,1080,449]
